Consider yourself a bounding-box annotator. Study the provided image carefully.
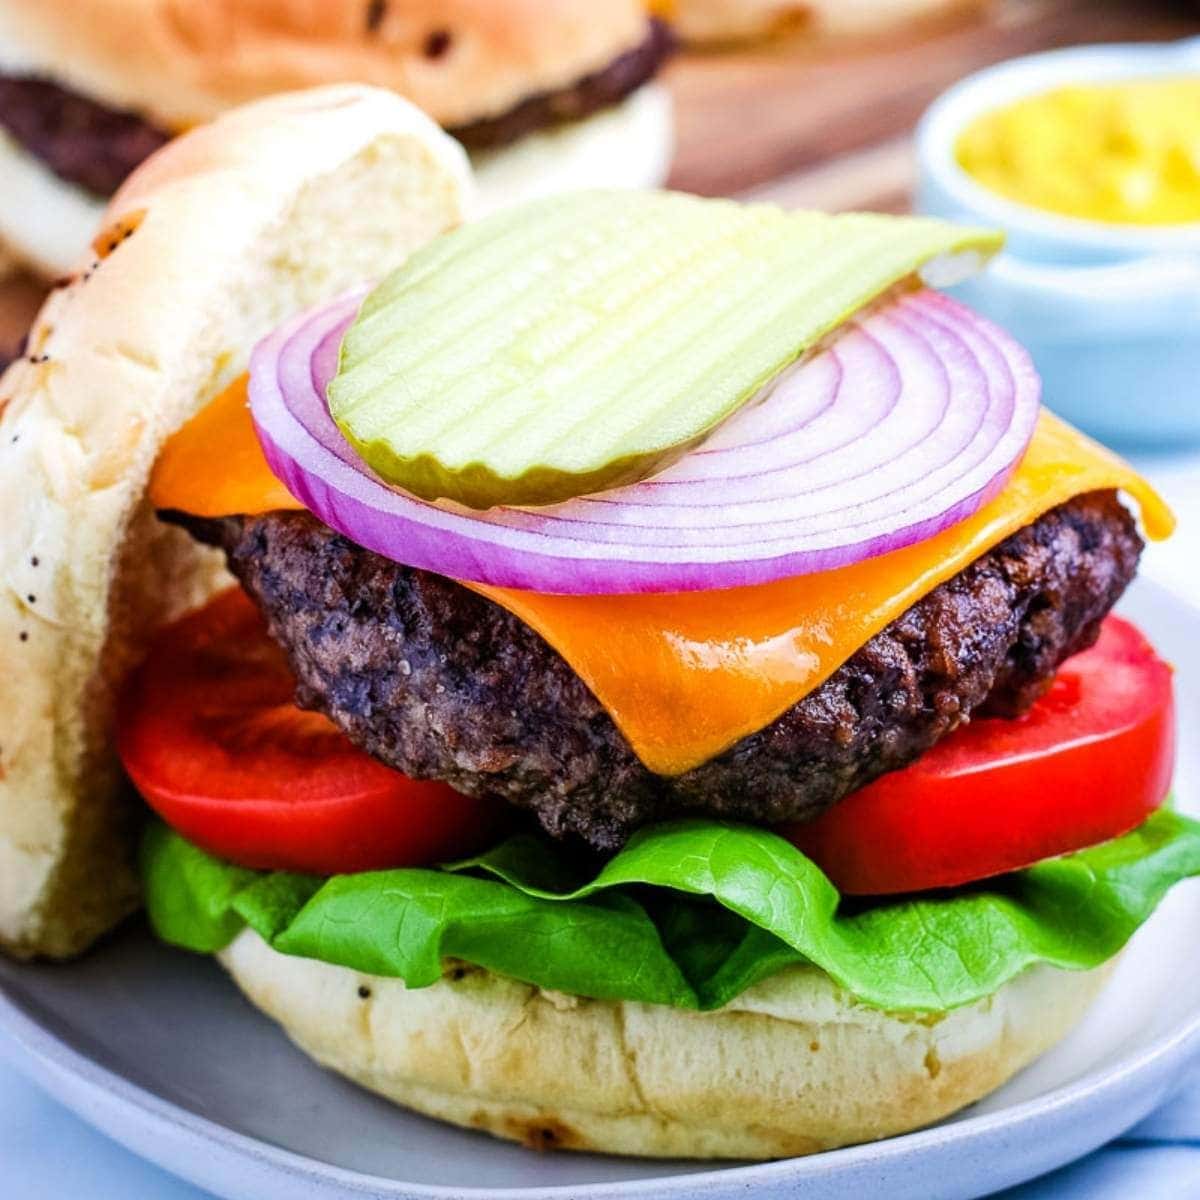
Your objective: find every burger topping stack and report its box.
[122,189,1196,1154]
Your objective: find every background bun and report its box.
[0,0,651,129]
[0,84,471,959]
[222,930,1110,1160]
[668,0,980,44]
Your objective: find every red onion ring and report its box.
[249,288,1040,595]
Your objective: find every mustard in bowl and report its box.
[956,78,1200,228]
[917,40,1200,447]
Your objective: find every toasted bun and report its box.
[0,85,471,959]
[0,0,650,129]
[221,931,1110,1160]
[670,0,981,43]
[471,84,673,216]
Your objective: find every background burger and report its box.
[0,0,673,277]
[659,0,982,45]
[1,86,1196,1162]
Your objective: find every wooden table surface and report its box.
[3,0,1200,362]
[666,0,1200,209]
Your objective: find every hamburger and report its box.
[2,86,1197,1163]
[0,0,673,277]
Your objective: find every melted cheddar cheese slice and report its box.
[150,375,298,517]
[472,412,1171,773]
[153,391,1172,776]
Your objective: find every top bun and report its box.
[0,84,470,959]
[0,0,652,129]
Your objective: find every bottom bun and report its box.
[468,84,674,218]
[0,131,106,279]
[220,930,1110,1160]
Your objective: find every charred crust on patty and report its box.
[171,491,1142,851]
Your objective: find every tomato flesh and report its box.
[118,588,504,874]
[781,615,1175,895]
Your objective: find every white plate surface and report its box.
[2,578,1199,1200]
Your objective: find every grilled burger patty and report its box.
[175,490,1142,850]
[0,21,670,197]
[0,75,171,197]
[448,19,673,151]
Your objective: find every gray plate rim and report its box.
[2,577,1199,1200]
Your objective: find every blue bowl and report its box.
[915,38,1200,448]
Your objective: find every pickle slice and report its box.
[329,191,1001,509]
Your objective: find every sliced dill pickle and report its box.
[328,191,1001,509]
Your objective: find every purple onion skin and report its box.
[249,289,1040,596]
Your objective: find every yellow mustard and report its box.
[956,77,1200,225]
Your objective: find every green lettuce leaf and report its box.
[141,810,1200,1013]
[140,823,259,953]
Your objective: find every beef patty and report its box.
[0,20,671,197]
[0,76,171,197]
[448,19,673,151]
[174,490,1142,850]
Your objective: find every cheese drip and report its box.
[471,413,1172,773]
[152,395,1173,775]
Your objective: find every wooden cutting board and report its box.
[3,0,1199,362]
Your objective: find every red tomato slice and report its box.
[781,616,1175,895]
[118,588,504,874]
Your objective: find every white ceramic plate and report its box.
[2,577,1199,1200]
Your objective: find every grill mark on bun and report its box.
[92,210,146,260]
